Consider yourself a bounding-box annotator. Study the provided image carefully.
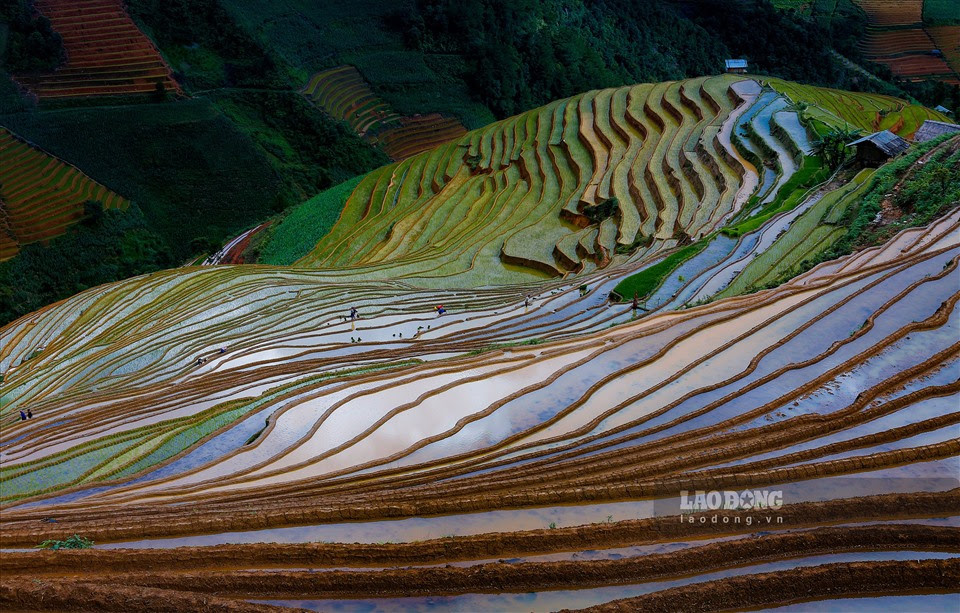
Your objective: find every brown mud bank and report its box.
[0,579,304,613]
[2,485,957,550]
[565,558,960,612]
[2,491,958,574]
[26,525,956,600]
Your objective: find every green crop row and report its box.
[723,156,828,237]
[721,168,874,297]
[611,238,711,302]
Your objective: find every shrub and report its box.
[36,535,94,550]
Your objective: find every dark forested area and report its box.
[400,0,725,117]
[125,0,285,90]
[0,0,63,73]
[393,0,899,119]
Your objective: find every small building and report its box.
[913,119,960,143]
[725,59,748,74]
[933,105,953,115]
[847,130,910,166]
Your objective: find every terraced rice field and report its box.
[854,0,960,83]
[289,77,942,285]
[855,0,924,26]
[295,78,770,283]
[1,79,958,611]
[861,28,935,57]
[13,0,180,100]
[302,65,467,161]
[0,128,129,260]
[764,77,950,137]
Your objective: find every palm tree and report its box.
[812,125,862,170]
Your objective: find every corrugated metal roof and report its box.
[847,130,910,156]
[912,120,960,143]
[725,59,748,69]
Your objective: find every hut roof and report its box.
[847,130,910,156]
[912,119,960,143]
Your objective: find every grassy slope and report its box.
[721,134,960,300]
[724,157,829,237]
[259,176,365,266]
[719,168,875,297]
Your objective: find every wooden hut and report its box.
[847,130,910,166]
[725,59,748,74]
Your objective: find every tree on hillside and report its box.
[812,127,861,170]
[0,1,64,73]
[152,80,167,102]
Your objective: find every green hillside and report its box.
[259,76,946,288]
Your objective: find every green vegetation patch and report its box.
[37,535,94,550]
[109,400,258,480]
[724,156,828,237]
[842,135,960,248]
[259,176,364,266]
[721,168,874,297]
[761,134,960,287]
[923,0,960,25]
[211,91,389,202]
[0,0,64,73]
[612,239,711,302]
[0,437,144,502]
[467,338,545,356]
[126,0,288,90]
